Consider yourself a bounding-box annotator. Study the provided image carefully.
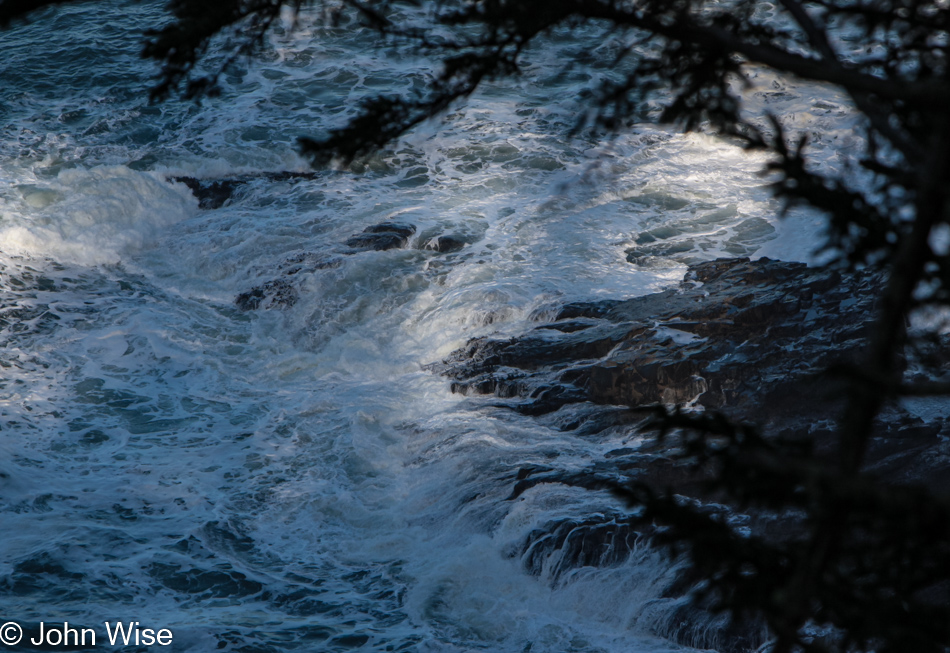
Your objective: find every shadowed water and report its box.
[0,2,839,651]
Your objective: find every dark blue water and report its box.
[0,3,831,651]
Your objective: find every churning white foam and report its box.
[0,166,196,265]
[0,2,864,651]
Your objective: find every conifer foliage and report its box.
[2,0,949,651]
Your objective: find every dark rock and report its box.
[515,514,643,578]
[424,235,466,253]
[540,320,599,333]
[433,256,950,653]
[549,299,623,321]
[265,171,320,183]
[235,279,297,311]
[626,238,697,264]
[345,233,406,251]
[171,171,320,210]
[655,604,769,653]
[509,508,769,652]
[362,222,416,238]
[174,177,242,209]
[435,257,950,509]
[345,222,416,252]
[431,256,950,485]
[232,253,341,313]
[278,252,342,276]
[430,258,881,424]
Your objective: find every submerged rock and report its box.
[233,252,342,311]
[516,513,643,578]
[235,279,297,311]
[345,221,416,252]
[277,251,343,276]
[174,177,242,210]
[171,171,320,210]
[423,234,467,253]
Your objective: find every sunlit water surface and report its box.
[1,3,842,651]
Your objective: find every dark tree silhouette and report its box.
[3,1,949,651]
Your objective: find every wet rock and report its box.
[346,232,406,251]
[345,222,416,252]
[433,255,950,485]
[264,171,320,183]
[435,256,950,653]
[174,177,242,209]
[232,253,341,313]
[626,238,697,264]
[516,514,643,578]
[278,252,343,276]
[423,234,466,253]
[235,279,297,311]
[656,605,769,653]
[431,258,881,424]
[441,322,642,381]
[171,171,320,210]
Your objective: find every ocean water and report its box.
[1,3,840,651]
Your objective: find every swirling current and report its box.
[1,3,843,652]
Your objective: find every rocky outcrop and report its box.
[172,172,319,210]
[233,221,420,310]
[430,256,950,652]
[174,178,242,210]
[345,222,416,252]
[433,258,950,476]
[432,257,884,425]
[234,253,342,312]
[423,234,467,253]
[235,279,297,311]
